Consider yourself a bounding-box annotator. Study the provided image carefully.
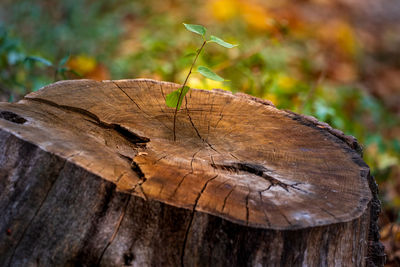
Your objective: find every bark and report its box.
[0,79,384,266]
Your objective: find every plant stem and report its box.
[173,40,207,141]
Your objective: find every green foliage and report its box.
[165,85,190,110]
[166,23,236,112]
[165,23,237,140]
[24,56,53,67]
[209,35,237,48]
[183,23,206,36]
[0,25,78,100]
[0,26,51,99]
[1,0,398,190]
[197,66,224,81]
[1,0,133,61]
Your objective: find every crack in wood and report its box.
[154,155,167,163]
[214,114,223,129]
[210,155,216,168]
[190,150,200,172]
[171,148,202,197]
[118,153,146,181]
[213,95,230,129]
[88,119,149,145]
[159,82,166,100]
[112,81,173,132]
[245,187,251,226]
[117,153,148,200]
[205,94,215,142]
[115,172,125,183]
[319,207,339,221]
[221,185,236,212]
[186,107,204,140]
[26,97,151,196]
[180,174,218,267]
[64,151,82,162]
[0,79,380,265]
[26,97,150,147]
[145,80,173,122]
[131,161,146,181]
[260,184,273,193]
[184,101,219,153]
[128,180,148,201]
[0,110,27,124]
[290,183,308,194]
[27,97,102,123]
[211,162,291,191]
[112,82,150,117]
[96,194,131,265]
[207,124,210,143]
[229,153,239,160]
[7,159,67,267]
[258,192,272,227]
[280,210,293,226]
[258,190,293,226]
[171,172,192,198]
[113,124,149,144]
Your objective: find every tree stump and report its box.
[0,79,384,266]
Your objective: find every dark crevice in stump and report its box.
[0,79,384,266]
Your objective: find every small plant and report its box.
[165,23,237,141]
[25,54,80,81]
[0,26,79,101]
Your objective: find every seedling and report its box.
[165,23,237,141]
[25,54,81,80]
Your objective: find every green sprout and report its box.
[24,54,81,81]
[166,23,237,141]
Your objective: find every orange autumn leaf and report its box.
[85,64,110,81]
[67,55,97,76]
[67,55,110,80]
[209,0,239,21]
[315,19,358,58]
[240,1,273,31]
[209,0,274,32]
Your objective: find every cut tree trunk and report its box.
[0,79,384,266]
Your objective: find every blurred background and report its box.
[0,0,399,264]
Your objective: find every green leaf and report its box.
[58,54,70,67]
[57,67,68,79]
[8,94,14,103]
[183,23,206,36]
[58,67,68,73]
[24,56,53,66]
[68,69,82,77]
[209,35,237,48]
[197,66,224,81]
[165,86,190,110]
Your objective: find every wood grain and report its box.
[9,78,371,229]
[0,79,384,266]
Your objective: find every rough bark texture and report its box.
[0,79,384,266]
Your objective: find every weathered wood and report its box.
[0,79,384,266]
